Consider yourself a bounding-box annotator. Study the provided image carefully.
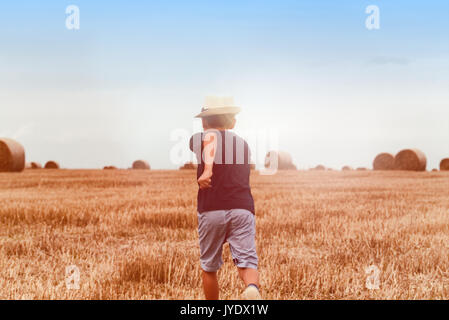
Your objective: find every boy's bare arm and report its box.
[198,131,217,189]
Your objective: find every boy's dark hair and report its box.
[202,114,235,129]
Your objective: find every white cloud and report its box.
[0,123,35,140]
[12,123,35,140]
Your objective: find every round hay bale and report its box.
[0,138,25,172]
[180,162,197,170]
[431,168,438,172]
[31,162,42,169]
[356,167,368,171]
[342,166,353,171]
[440,158,449,171]
[132,160,150,170]
[373,153,395,170]
[104,166,117,170]
[264,151,295,170]
[44,161,60,169]
[394,149,427,171]
[314,164,326,171]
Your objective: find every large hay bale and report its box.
[44,161,60,169]
[342,166,353,171]
[440,158,449,171]
[31,162,42,169]
[132,160,150,170]
[264,151,295,170]
[373,153,395,170]
[394,149,427,171]
[180,162,197,170]
[0,138,25,172]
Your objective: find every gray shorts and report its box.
[197,209,258,272]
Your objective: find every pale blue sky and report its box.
[1,1,448,169]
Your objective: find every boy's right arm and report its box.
[197,131,217,189]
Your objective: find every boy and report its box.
[189,96,261,300]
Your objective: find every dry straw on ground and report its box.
[264,151,296,170]
[0,138,25,172]
[440,158,449,171]
[44,161,60,169]
[1,169,449,299]
[394,149,427,171]
[373,153,395,171]
[132,160,150,170]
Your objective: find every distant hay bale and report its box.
[31,162,42,169]
[440,158,449,171]
[431,168,438,172]
[373,153,395,170]
[342,166,353,171]
[356,167,368,171]
[394,149,427,171]
[132,160,150,170]
[104,166,117,170]
[314,165,326,171]
[26,162,42,169]
[264,151,296,170]
[180,162,197,170]
[44,161,60,169]
[0,138,25,172]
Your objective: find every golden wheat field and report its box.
[0,169,448,300]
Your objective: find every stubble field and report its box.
[0,169,448,299]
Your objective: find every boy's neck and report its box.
[204,128,229,131]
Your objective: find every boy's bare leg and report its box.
[238,267,259,288]
[202,270,219,300]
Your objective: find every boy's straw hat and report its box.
[195,96,241,118]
